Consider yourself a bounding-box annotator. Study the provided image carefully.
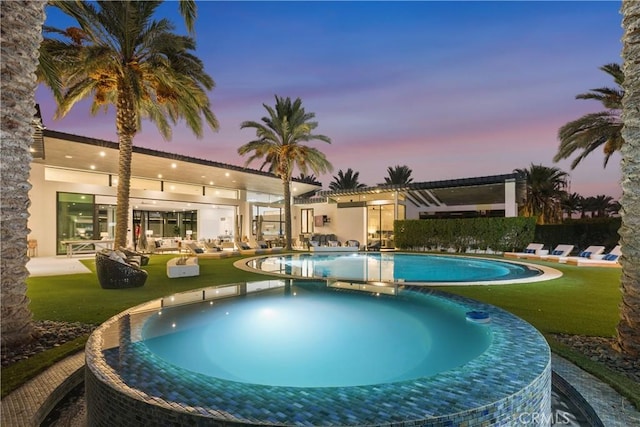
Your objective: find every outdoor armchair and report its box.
[95,250,148,289]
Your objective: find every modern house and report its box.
[293,174,525,249]
[28,128,320,256]
[28,124,526,256]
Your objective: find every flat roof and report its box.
[305,173,526,208]
[34,129,321,196]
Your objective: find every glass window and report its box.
[300,208,314,234]
[130,177,162,191]
[164,181,202,196]
[46,167,109,186]
[206,187,238,199]
[56,192,95,255]
[367,204,396,249]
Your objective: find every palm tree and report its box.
[619,0,640,357]
[589,195,615,217]
[40,1,218,249]
[296,173,322,186]
[554,63,624,169]
[384,165,413,185]
[0,1,46,347]
[607,200,621,217]
[561,192,583,220]
[295,173,322,198]
[239,96,333,250]
[329,168,367,190]
[514,164,568,224]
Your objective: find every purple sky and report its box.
[37,1,623,198]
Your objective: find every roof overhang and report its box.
[35,129,321,197]
[309,173,525,210]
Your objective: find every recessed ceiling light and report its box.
[209,181,214,185]
[90,165,96,170]
[201,175,206,178]
[225,172,230,177]
[171,163,177,168]
[99,151,106,157]
[65,155,73,159]
[170,185,175,190]
[158,174,163,179]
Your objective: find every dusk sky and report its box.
[37,1,624,198]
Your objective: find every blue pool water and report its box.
[90,281,552,425]
[141,282,492,387]
[247,252,542,283]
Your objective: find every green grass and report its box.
[27,254,272,324]
[1,336,87,398]
[6,253,635,406]
[437,258,622,336]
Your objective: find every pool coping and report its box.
[234,252,563,286]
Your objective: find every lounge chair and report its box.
[257,240,283,253]
[566,245,619,267]
[527,244,574,261]
[550,245,605,264]
[95,250,147,289]
[504,243,545,259]
[366,240,382,251]
[186,241,239,258]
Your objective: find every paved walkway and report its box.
[551,354,640,427]
[1,352,84,427]
[26,256,92,277]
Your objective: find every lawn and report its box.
[26,254,622,337]
[5,252,638,408]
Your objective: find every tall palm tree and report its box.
[239,96,333,250]
[40,1,218,249]
[554,63,624,169]
[514,164,568,224]
[618,0,640,356]
[329,168,367,190]
[384,165,413,185]
[0,1,46,347]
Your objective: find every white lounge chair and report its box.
[554,245,605,264]
[566,245,621,267]
[529,244,574,262]
[504,243,545,259]
[186,241,239,258]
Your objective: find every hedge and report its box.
[534,218,621,254]
[394,217,537,252]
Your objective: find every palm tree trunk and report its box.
[114,90,137,249]
[0,0,46,346]
[617,0,640,357]
[283,178,292,250]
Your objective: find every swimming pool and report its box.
[141,282,492,387]
[243,252,559,284]
[85,280,552,426]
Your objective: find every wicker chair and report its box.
[120,248,150,266]
[95,251,148,289]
